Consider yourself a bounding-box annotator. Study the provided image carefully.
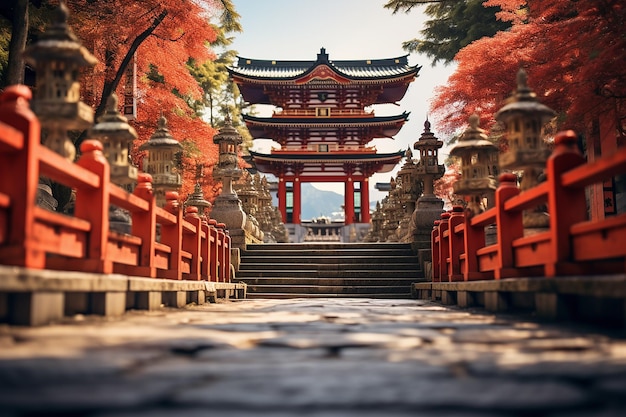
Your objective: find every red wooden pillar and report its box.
[224,229,232,282]
[545,130,587,277]
[361,178,370,223]
[208,219,219,282]
[278,176,287,223]
[494,173,523,280]
[199,218,210,280]
[132,173,158,278]
[344,178,354,225]
[293,177,301,224]
[0,86,45,269]
[431,220,441,281]
[75,140,112,273]
[183,206,203,281]
[447,206,465,281]
[216,222,227,282]
[161,191,183,280]
[437,212,451,282]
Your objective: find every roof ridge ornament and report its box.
[317,47,329,63]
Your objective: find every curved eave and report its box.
[243,113,409,127]
[228,60,420,83]
[230,66,420,103]
[244,113,409,140]
[250,151,404,177]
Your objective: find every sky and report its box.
[230,0,457,202]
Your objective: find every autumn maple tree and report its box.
[429,0,626,138]
[1,0,244,205]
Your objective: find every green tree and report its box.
[385,0,511,65]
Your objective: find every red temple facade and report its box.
[229,48,420,231]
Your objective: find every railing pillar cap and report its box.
[137,173,153,184]
[554,130,578,146]
[440,212,451,220]
[80,139,103,153]
[0,85,32,102]
[499,172,518,183]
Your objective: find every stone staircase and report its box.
[237,242,425,298]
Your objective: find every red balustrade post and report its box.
[75,140,112,273]
[431,220,441,281]
[216,223,227,282]
[462,212,488,281]
[438,212,451,282]
[132,173,157,277]
[224,229,232,282]
[161,191,183,280]
[183,206,203,281]
[199,218,211,280]
[447,206,465,281]
[208,219,219,282]
[545,130,587,277]
[0,86,45,268]
[495,173,523,279]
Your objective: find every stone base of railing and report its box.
[412,275,626,328]
[0,265,246,326]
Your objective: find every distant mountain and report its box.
[300,183,344,220]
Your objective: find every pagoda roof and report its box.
[248,149,404,176]
[228,48,420,104]
[229,48,419,82]
[243,112,410,139]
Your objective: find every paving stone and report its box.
[0,298,624,416]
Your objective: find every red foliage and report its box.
[432,0,626,137]
[66,0,223,202]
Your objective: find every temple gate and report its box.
[228,48,419,241]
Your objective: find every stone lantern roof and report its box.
[23,1,97,67]
[495,69,556,123]
[139,115,182,150]
[450,114,498,156]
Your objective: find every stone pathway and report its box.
[1,298,625,416]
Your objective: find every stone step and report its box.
[237,270,420,279]
[238,263,421,271]
[241,248,416,258]
[245,243,411,251]
[245,284,411,294]
[239,255,419,265]
[237,242,422,299]
[239,277,422,286]
[248,292,413,300]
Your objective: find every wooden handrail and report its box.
[0,85,232,283]
[432,130,626,282]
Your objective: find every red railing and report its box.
[0,85,231,282]
[433,130,626,282]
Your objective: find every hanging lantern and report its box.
[23,0,97,161]
[449,114,499,214]
[88,94,138,185]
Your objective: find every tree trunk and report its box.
[75,9,168,147]
[5,0,28,86]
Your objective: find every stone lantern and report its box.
[213,114,243,194]
[408,118,445,249]
[88,94,138,185]
[414,118,445,199]
[210,115,248,249]
[396,148,419,216]
[450,114,499,215]
[184,182,212,219]
[139,114,183,207]
[496,68,556,228]
[23,0,97,161]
